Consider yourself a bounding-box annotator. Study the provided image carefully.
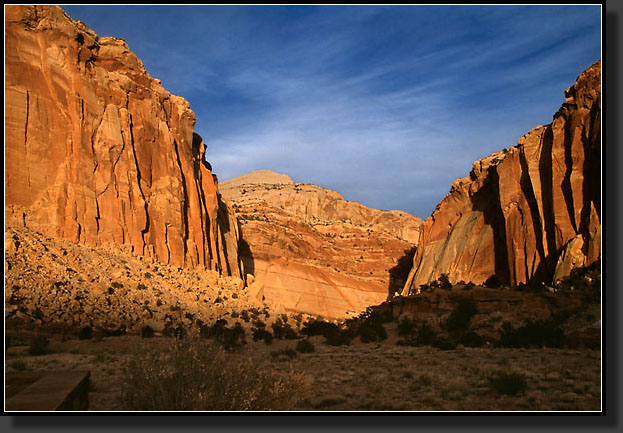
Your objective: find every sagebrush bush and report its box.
[295,339,315,353]
[357,320,387,343]
[271,317,298,340]
[301,318,338,337]
[78,326,93,340]
[270,347,298,361]
[122,339,308,410]
[28,335,49,356]
[397,317,416,336]
[444,297,477,337]
[141,326,155,339]
[488,371,527,396]
[252,328,273,345]
[497,319,565,348]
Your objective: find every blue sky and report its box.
[62,5,601,219]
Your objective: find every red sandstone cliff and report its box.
[402,60,601,293]
[5,5,241,277]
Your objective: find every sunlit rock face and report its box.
[220,171,423,318]
[403,60,601,293]
[5,5,241,277]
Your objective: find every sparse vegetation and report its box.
[252,320,273,345]
[27,335,49,356]
[271,316,298,340]
[497,319,565,348]
[295,339,315,353]
[443,296,477,338]
[484,274,502,288]
[121,339,307,410]
[10,360,28,371]
[488,371,527,396]
[78,326,93,340]
[270,347,298,361]
[141,325,155,339]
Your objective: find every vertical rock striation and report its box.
[403,60,601,293]
[5,5,241,277]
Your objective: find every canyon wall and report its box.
[5,5,241,277]
[403,60,601,293]
[220,171,423,318]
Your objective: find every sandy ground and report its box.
[5,332,601,412]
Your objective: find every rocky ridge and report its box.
[403,60,601,293]
[5,5,241,276]
[220,171,423,318]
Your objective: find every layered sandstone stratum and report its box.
[403,61,601,294]
[5,5,241,277]
[220,171,423,318]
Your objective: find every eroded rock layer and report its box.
[403,60,601,293]
[5,5,241,276]
[220,171,423,318]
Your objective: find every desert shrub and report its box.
[121,339,308,410]
[357,320,387,343]
[270,348,298,361]
[10,360,27,371]
[202,320,246,349]
[240,310,250,322]
[252,328,273,345]
[396,322,440,347]
[497,319,565,348]
[556,261,601,303]
[28,335,49,356]
[484,274,502,288]
[324,329,352,346]
[432,336,456,350]
[418,283,432,293]
[217,323,246,350]
[301,318,338,337]
[438,274,453,290]
[78,326,93,340]
[111,281,124,289]
[141,326,155,339]
[460,331,486,348]
[295,339,315,353]
[416,323,437,346]
[488,371,527,396]
[271,317,298,340]
[397,317,416,336]
[360,307,393,324]
[444,297,477,337]
[170,325,186,339]
[102,326,126,337]
[300,318,352,346]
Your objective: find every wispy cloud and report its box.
[63,5,601,218]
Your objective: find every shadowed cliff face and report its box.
[5,5,241,277]
[403,60,601,293]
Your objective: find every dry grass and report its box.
[121,338,309,411]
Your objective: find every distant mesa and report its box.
[221,170,295,189]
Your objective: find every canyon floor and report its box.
[5,327,600,412]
